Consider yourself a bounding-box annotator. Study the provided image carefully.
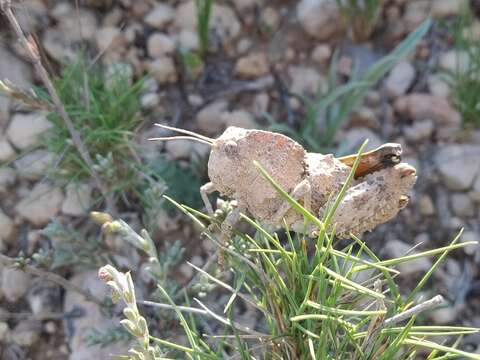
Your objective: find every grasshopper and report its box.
[152,124,416,246]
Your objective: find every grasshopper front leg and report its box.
[272,179,312,225]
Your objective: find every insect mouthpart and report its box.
[382,154,402,166]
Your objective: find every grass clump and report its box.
[95,143,480,359]
[442,6,480,129]
[37,57,143,192]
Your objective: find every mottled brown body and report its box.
[152,125,417,240]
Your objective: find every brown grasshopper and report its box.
[152,124,416,241]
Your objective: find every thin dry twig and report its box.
[0,254,105,307]
[0,0,117,215]
[383,295,445,326]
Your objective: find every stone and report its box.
[11,323,39,347]
[472,176,480,202]
[341,127,383,152]
[450,193,475,217]
[96,27,126,53]
[147,33,175,58]
[385,61,416,98]
[288,66,326,95]
[418,195,435,216]
[234,0,260,10]
[144,3,175,29]
[234,52,269,79]
[394,94,461,127]
[220,110,257,129]
[42,29,77,62]
[147,57,177,84]
[175,1,241,42]
[2,267,31,302]
[6,112,52,150]
[61,183,92,216]
[14,150,56,181]
[15,183,64,226]
[165,139,193,160]
[383,239,431,276]
[432,0,465,17]
[430,305,458,325]
[461,230,479,256]
[196,100,229,134]
[349,107,379,129]
[0,167,15,194]
[57,7,98,41]
[262,7,280,29]
[434,145,480,191]
[0,210,13,250]
[140,92,160,109]
[403,119,434,142]
[0,322,9,342]
[427,74,450,98]
[176,30,199,51]
[439,50,470,74]
[311,44,332,65]
[65,272,131,360]
[297,0,345,40]
[403,0,429,32]
[0,136,15,163]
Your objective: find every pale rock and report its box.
[2,268,31,302]
[385,61,416,98]
[15,0,48,33]
[188,94,204,106]
[341,127,382,152]
[14,150,55,181]
[0,45,32,89]
[234,0,260,10]
[103,7,124,26]
[190,141,210,162]
[144,3,175,29]
[175,1,241,42]
[0,210,14,250]
[196,101,229,134]
[262,7,280,29]
[58,8,98,41]
[0,167,15,194]
[61,183,92,216]
[432,0,465,17]
[403,119,433,142]
[6,112,52,150]
[65,272,131,360]
[288,66,326,95]
[0,136,15,163]
[403,1,429,32]
[418,194,435,216]
[461,230,479,256]
[297,0,345,40]
[383,239,431,275]
[439,50,470,74]
[253,93,270,117]
[236,38,252,54]
[176,30,199,51]
[165,139,193,160]
[450,193,475,217]
[349,107,379,129]
[147,57,177,84]
[430,306,458,325]
[42,29,77,62]
[15,183,64,226]
[11,323,39,347]
[427,74,450,98]
[0,46,32,123]
[394,94,461,127]
[234,52,269,79]
[147,33,175,58]
[96,27,125,53]
[106,62,134,88]
[0,322,9,341]
[140,92,160,109]
[472,176,480,202]
[434,145,480,191]
[221,110,257,129]
[311,44,332,65]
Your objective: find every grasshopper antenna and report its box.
[149,123,214,146]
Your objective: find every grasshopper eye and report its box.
[390,155,401,163]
